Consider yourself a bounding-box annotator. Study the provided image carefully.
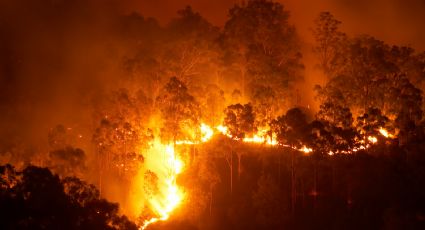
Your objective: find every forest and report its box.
[1,0,425,229]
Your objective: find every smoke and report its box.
[123,0,425,110]
[285,0,425,108]
[1,0,423,141]
[0,0,423,219]
[1,0,423,165]
[0,0,123,146]
[124,0,425,50]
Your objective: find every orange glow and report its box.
[367,136,378,144]
[242,134,266,143]
[216,125,232,138]
[143,144,183,228]
[134,122,398,229]
[175,123,215,145]
[241,128,278,145]
[175,140,196,145]
[200,123,214,142]
[298,146,313,153]
[378,127,395,138]
[131,140,184,230]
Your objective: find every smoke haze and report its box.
[126,0,425,50]
[1,0,425,223]
[1,0,424,162]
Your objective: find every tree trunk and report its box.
[230,151,233,195]
[332,159,336,194]
[301,178,306,208]
[278,151,281,186]
[312,159,317,213]
[291,150,296,213]
[237,153,242,181]
[225,147,233,196]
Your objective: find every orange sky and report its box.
[122,0,425,51]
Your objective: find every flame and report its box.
[174,123,215,145]
[213,124,398,155]
[139,123,212,229]
[175,140,196,145]
[216,125,232,138]
[200,123,214,142]
[379,128,389,138]
[134,123,398,229]
[132,141,184,230]
[378,127,395,138]
[298,146,313,153]
[241,128,276,144]
[242,134,266,143]
[367,136,378,144]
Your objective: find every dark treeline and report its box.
[1,0,425,229]
[0,164,137,230]
[179,137,425,230]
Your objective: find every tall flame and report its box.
[134,141,184,230]
[200,123,214,142]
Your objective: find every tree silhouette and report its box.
[252,85,278,128]
[312,12,347,79]
[48,146,86,178]
[157,77,200,145]
[222,0,303,101]
[0,165,137,230]
[223,103,255,140]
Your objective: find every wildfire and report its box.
[137,123,217,229]
[135,124,396,229]
[241,128,277,145]
[216,125,232,138]
[134,141,184,230]
[175,123,215,145]
[367,136,378,144]
[299,146,313,153]
[379,127,395,138]
[200,123,214,142]
[242,134,266,143]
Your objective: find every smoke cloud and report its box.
[0,0,424,155]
